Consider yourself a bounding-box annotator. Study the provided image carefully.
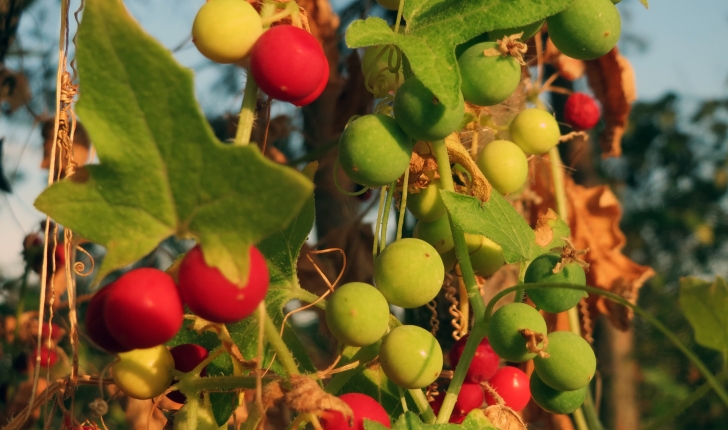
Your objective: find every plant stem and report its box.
[260,306,300,377]
[398,387,409,412]
[484,283,728,409]
[436,324,488,423]
[513,260,528,304]
[431,139,485,321]
[547,146,568,223]
[409,389,437,424]
[373,186,387,259]
[380,182,396,249]
[397,167,410,240]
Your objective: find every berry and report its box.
[509,109,561,155]
[466,234,506,277]
[413,216,454,254]
[251,25,328,104]
[487,303,547,362]
[103,268,183,350]
[529,371,587,415]
[449,334,500,383]
[112,346,175,400]
[484,366,530,411]
[361,45,404,94]
[178,245,269,324]
[379,325,443,389]
[192,0,263,64]
[290,60,329,107]
[533,331,596,391]
[488,19,545,42]
[476,140,529,195]
[35,346,58,368]
[454,383,485,415]
[167,344,209,404]
[458,42,521,106]
[375,0,400,11]
[338,114,413,187]
[174,400,225,430]
[321,393,391,430]
[564,92,601,131]
[374,238,445,308]
[525,253,587,313]
[407,178,446,222]
[325,282,390,347]
[393,77,465,142]
[85,286,132,353]
[547,0,621,60]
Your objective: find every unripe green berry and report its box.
[326,282,390,347]
[547,0,621,60]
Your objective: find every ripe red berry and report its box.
[103,268,184,350]
[454,383,485,416]
[250,25,328,104]
[564,92,601,131]
[484,366,531,411]
[167,343,209,404]
[178,245,269,324]
[85,286,132,353]
[449,334,500,383]
[320,393,391,430]
[290,61,329,107]
[35,345,58,368]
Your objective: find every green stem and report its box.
[582,389,604,430]
[484,283,728,409]
[431,139,485,321]
[394,0,405,34]
[436,324,489,423]
[233,71,259,146]
[547,145,568,222]
[380,182,396,249]
[373,186,387,259]
[513,260,528,304]
[294,288,327,310]
[641,367,728,430]
[398,387,409,412]
[260,306,300,377]
[572,408,589,430]
[396,167,410,240]
[409,389,437,424]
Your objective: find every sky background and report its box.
[1,0,727,279]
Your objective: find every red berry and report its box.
[85,286,132,353]
[321,393,391,430]
[178,245,269,324]
[290,60,329,107]
[484,366,531,411]
[454,383,485,416]
[564,92,601,131]
[250,25,328,104]
[167,343,209,404]
[449,334,500,383]
[35,345,58,368]
[103,268,184,350]
[55,244,66,266]
[449,414,466,424]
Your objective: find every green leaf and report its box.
[378,411,460,429]
[440,191,534,263]
[679,276,728,361]
[460,409,497,429]
[34,0,313,285]
[346,0,574,110]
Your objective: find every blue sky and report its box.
[0,0,727,278]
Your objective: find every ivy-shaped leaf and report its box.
[679,276,728,362]
[346,0,574,109]
[34,0,313,285]
[440,191,571,264]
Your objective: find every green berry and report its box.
[379,325,443,389]
[476,139,529,195]
[407,178,447,221]
[487,303,547,362]
[374,238,445,308]
[376,0,401,11]
[466,233,505,277]
[326,282,390,347]
[525,253,587,313]
[509,109,561,155]
[529,372,587,415]
[393,77,465,142]
[547,0,621,60]
[413,215,455,254]
[534,331,596,391]
[338,114,413,187]
[458,42,521,106]
[361,45,404,94]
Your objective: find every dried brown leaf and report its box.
[484,404,527,430]
[585,48,637,158]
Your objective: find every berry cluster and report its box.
[85,244,268,400]
[192,0,328,106]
